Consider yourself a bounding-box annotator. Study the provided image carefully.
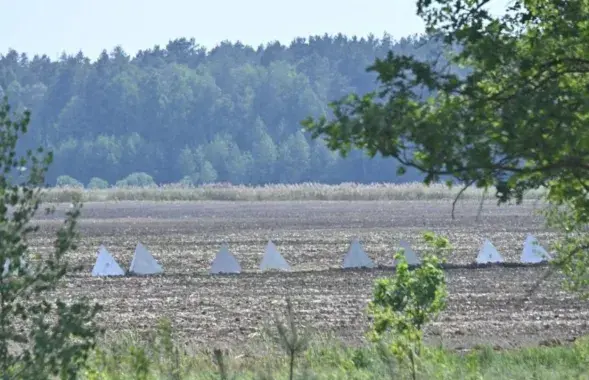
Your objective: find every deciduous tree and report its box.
[303,0,589,293]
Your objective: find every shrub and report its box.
[368,231,449,379]
[87,177,109,189]
[116,172,156,188]
[0,96,102,377]
[56,174,84,188]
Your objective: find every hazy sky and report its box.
[2,0,509,61]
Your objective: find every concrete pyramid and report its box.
[210,244,241,274]
[393,240,421,266]
[129,242,163,275]
[521,235,551,263]
[343,238,375,268]
[476,239,504,264]
[91,245,125,277]
[260,240,290,271]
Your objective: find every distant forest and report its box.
[0,33,467,186]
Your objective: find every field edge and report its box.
[41,182,548,203]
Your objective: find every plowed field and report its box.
[30,200,589,349]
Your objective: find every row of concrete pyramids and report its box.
[475,235,551,264]
[92,243,163,276]
[2,242,165,277]
[206,238,420,274]
[91,238,398,276]
[91,234,550,276]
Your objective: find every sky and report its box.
[1,0,509,61]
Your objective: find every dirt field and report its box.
[29,199,589,349]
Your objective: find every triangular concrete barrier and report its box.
[260,240,290,271]
[343,238,375,268]
[521,235,551,263]
[91,245,125,277]
[476,239,504,264]
[210,244,241,274]
[129,242,163,275]
[393,240,421,266]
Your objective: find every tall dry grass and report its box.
[40,182,547,203]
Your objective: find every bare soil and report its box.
[29,200,589,349]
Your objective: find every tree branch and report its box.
[394,153,588,179]
[451,180,475,220]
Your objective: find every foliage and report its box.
[0,35,460,186]
[0,97,101,378]
[199,162,217,184]
[212,349,232,380]
[544,204,589,297]
[368,231,449,378]
[56,174,84,188]
[87,177,109,189]
[87,318,195,380]
[267,298,310,380]
[83,329,589,379]
[302,1,589,293]
[115,172,156,188]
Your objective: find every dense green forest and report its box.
[0,33,465,186]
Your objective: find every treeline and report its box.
[0,33,466,186]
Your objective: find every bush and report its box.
[368,231,449,378]
[56,174,84,188]
[0,96,102,377]
[115,172,156,188]
[88,177,109,189]
[177,175,195,187]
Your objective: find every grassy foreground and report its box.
[42,182,547,203]
[86,323,589,380]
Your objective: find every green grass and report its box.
[42,182,548,203]
[83,321,589,379]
